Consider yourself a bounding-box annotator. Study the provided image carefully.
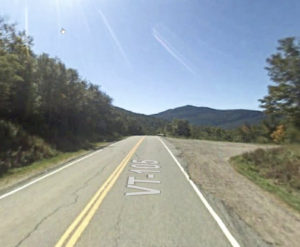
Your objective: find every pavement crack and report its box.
[113,203,125,247]
[71,169,103,200]
[15,168,105,247]
[133,153,142,161]
[15,203,68,247]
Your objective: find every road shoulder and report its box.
[0,142,113,196]
[164,137,300,247]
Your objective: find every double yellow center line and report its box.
[55,137,145,247]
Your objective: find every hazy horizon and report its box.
[119,104,264,116]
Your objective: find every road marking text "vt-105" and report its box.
[126,160,161,196]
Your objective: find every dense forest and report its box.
[0,16,299,176]
[0,18,165,174]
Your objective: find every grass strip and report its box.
[230,146,300,212]
[0,142,110,191]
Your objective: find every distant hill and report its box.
[113,107,167,133]
[151,105,265,129]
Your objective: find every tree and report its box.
[271,124,285,143]
[0,16,170,174]
[0,18,37,122]
[172,119,191,137]
[260,37,300,129]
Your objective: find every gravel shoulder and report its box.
[165,137,300,247]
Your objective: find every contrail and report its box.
[152,28,195,74]
[97,9,131,67]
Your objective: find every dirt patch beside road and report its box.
[165,138,300,247]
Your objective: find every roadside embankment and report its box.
[0,141,112,195]
[230,145,300,212]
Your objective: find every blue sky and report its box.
[1,0,299,114]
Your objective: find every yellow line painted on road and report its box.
[55,137,145,247]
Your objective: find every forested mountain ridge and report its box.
[113,107,167,134]
[151,105,265,129]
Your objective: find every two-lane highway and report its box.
[0,136,239,247]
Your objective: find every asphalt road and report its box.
[0,136,239,247]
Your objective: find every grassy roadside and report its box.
[0,141,111,192]
[230,145,300,212]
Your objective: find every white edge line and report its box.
[158,137,240,247]
[0,143,118,200]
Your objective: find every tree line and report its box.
[163,118,277,143]
[0,16,299,175]
[0,18,164,174]
[163,37,300,144]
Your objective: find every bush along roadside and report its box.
[0,120,57,176]
[230,145,300,212]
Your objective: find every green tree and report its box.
[172,119,191,137]
[0,18,37,122]
[260,37,300,129]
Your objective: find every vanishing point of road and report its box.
[0,136,240,247]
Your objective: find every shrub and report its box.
[240,146,300,191]
[0,120,57,176]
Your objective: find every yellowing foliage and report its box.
[271,125,285,143]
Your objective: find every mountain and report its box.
[113,107,167,134]
[151,105,265,129]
